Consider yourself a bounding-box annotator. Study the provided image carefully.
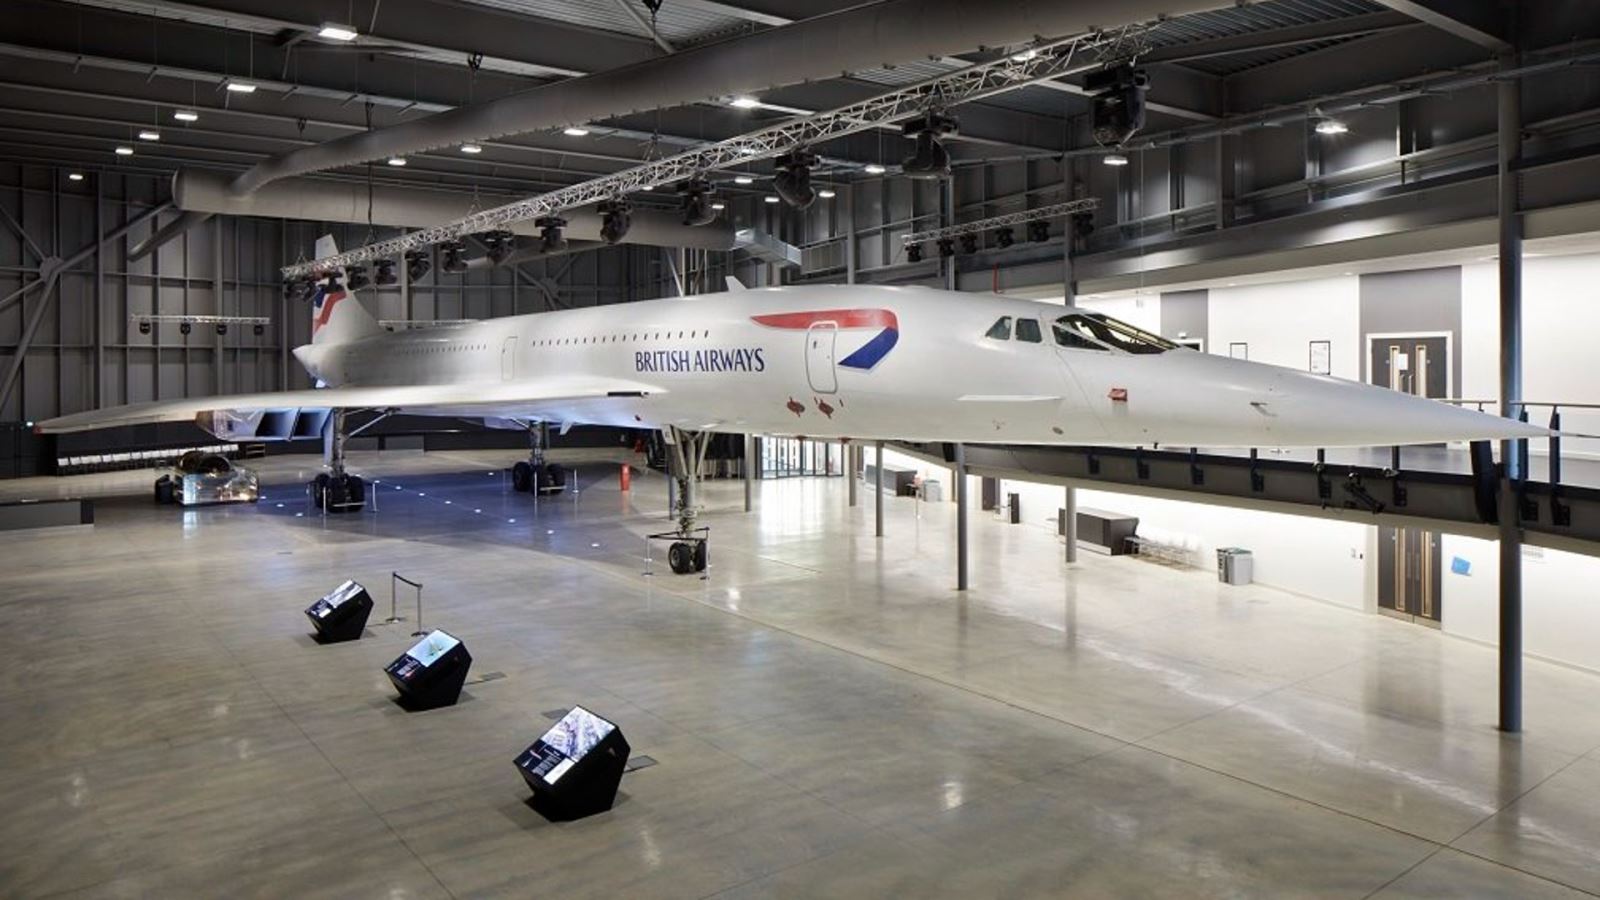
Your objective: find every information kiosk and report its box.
[384,630,471,710]
[304,579,373,643]
[514,706,630,821]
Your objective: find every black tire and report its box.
[344,475,365,507]
[693,540,708,572]
[544,463,567,489]
[154,475,174,505]
[668,541,694,575]
[511,461,533,492]
[312,473,331,509]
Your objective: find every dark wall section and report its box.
[1160,289,1209,348]
[1358,267,1463,394]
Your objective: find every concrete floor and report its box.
[3,449,1600,899]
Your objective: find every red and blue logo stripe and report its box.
[750,308,899,370]
[310,284,346,334]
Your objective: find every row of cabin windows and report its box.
[397,343,487,355]
[534,330,708,347]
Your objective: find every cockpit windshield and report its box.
[1052,313,1179,355]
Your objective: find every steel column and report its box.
[848,443,857,507]
[1496,50,1523,734]
[955,442,969,591]
[1064,485,1078,564]
[744,432,753,513]
[874,439,884,537]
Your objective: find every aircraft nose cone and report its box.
[1260,368,1547,446]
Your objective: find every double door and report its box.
[1368,332,1448,625]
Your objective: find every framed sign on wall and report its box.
[1309,340,1332,375]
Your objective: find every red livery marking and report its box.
[815,398,835,418]
[751,308,897,330]
[1108,387,1128,402]
[313,289,346,332]
[786,397,806,417]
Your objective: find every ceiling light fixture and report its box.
[67,172,84,181]
[863,163,886,175]
[710,201,726,211]
[318,23,359,41]
[562,126,590,137]
[173,110,199,122]
[1103,152,1129,166]
[138,130,160,141]
[817,188,836,199]
[386,157,407,166]
[763,195,780,204]
[729,96,761,109]
[734,175,754,185]
[1315,117,1348,135]
[114,146,134,156]
[225,81,257,93]
[459,144,482,154]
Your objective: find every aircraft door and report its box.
[501,336,518,381]
[806,322,838,394]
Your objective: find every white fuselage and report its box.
[293,284,1535,448]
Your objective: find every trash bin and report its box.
[1216,548,1253,585]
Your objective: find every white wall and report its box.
[1076,293,1162,333]
[1462,253,1600,456]
[1441,534,1600,673]
[1208,277,1361,376]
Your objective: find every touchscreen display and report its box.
[405,631,461,667]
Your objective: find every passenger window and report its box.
[985,316,1012,340]
[1015,319,1043,343]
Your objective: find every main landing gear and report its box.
[311,408,366,512]
[660,426,709,575]
[509,421,567,496]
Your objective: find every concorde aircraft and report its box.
[39,238,1543,568]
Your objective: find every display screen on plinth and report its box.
[519,707,616,785]
[405,631,461,667]
[312,580,365,619]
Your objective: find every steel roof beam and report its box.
[1369,0,1511,52]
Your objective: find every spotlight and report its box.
[441,240,468,273]
[764,195,780,204]
[906,242,924,263]
[138,320,151,335]
[535,216,567,253]
[773,148,819,208]
[863,164,886,175]
[734,175,754,185]
[459,144,483,154]
[936,237,955,258]
[679,176,718,226]
[318,22,358,41]
[253,323,265,336]
[901,112,958,180]
[1027,219,1051,243]
[817,188,836,199]
[173,110,199,122]
[405,249,431,281]
[347,264,372,290]
[1315,117,1348,135]
[1103,153,1129,167]
[598,198,632,244]
[67,173,84,182]
[216,323,228,335]
[958,233,978,255]
[482,230,517,263]
[179,321,192,336]
[1087,65,1149,147]
[374,258,398,286]
[115,146,134,156]
[710,201,726,211]
[138,130,160,141]
[1072,211,1095,240]
[283,277,309,301]
[995,226,1014,248]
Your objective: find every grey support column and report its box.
[743,433,754,513]
[955,443,968,591]
[1496,49,1524,734]
[1064,485,1078,564]
[847,442,857,507]
[874,440,884,537]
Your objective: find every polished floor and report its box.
[3,449,1600,898]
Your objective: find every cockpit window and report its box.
[1015,318,1043,343]
[1053,313,1177,354]
[985,316,1012,340]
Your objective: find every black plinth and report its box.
[514,706,630,821]
[384,630,472,711]
[305,579,374,643]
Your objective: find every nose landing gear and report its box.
[646,426,712,577]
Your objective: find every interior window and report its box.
[1053,313,1176,354]
[985,316,1012,340]
[1015,318,1043,343]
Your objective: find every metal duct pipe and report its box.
[226,0,1229,195]
[173,171,735,251]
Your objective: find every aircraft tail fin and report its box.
[309,235,383,346]
[725,275,746,292]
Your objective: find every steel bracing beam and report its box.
[903,199,1099,244]
[1371,0,1511,51]
[284,25,1154,276]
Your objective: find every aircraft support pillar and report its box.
[874,440,884,538]
[743,433,753,513]
[955,442,968,591]
[1496,47,1524,734]
[1064,485,1078,564]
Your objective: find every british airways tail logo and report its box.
[750,308,900,370]
[310,285,346,333]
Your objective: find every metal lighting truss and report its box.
[131,313,272,327]
[283,23,1155,277]
[902,198,1100,244]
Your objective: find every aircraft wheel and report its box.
[668,541,694,575]
[312,473,331,508]
[154,475,175,505]
[693,540,708,572]
[511,461,533,492]
[344,475,366,507]
[544,463,567,490]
